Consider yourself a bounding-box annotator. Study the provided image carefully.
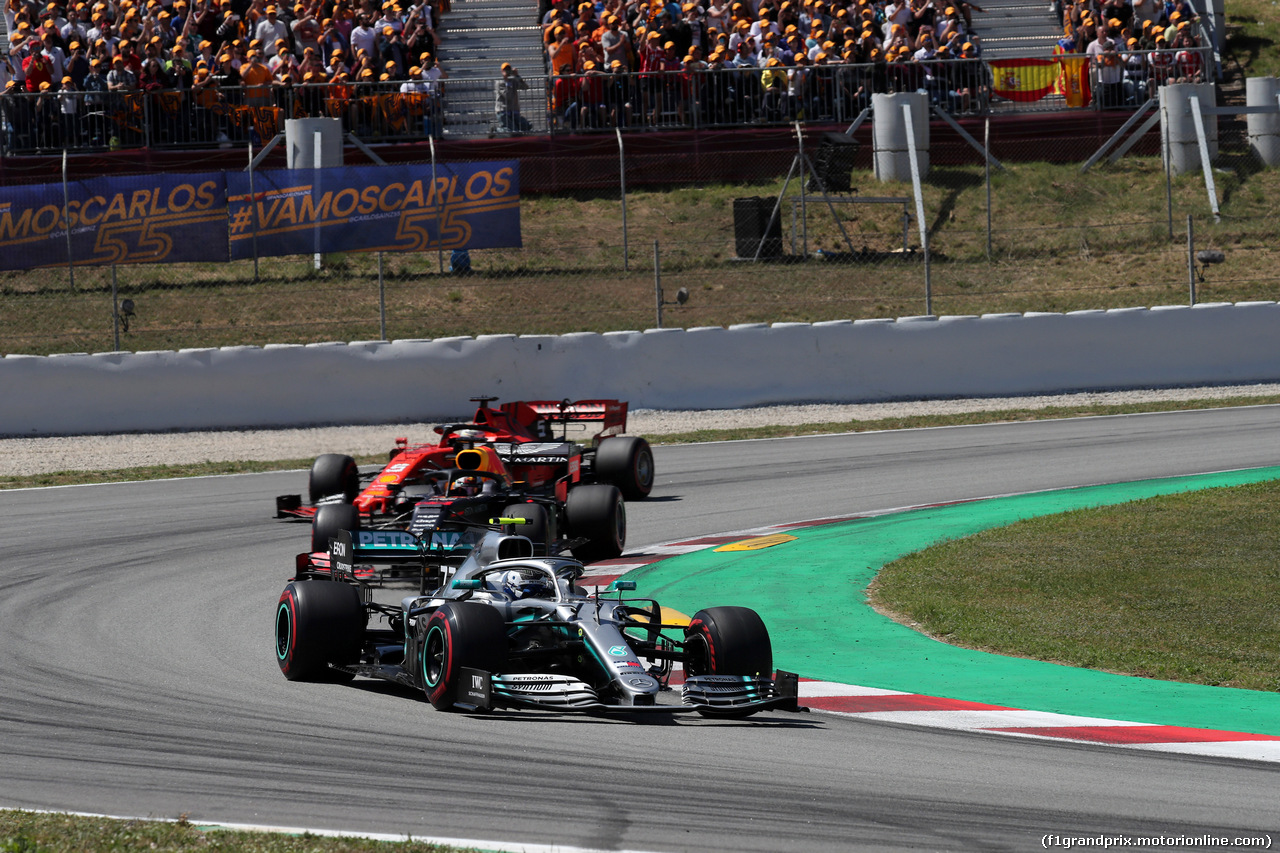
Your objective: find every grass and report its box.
[0,810,475,853]
[870,479,1280,692]
[4,153,1280,356]
[4,393,1280,491]
[1225,0,1280,79]
[0,458,330,490]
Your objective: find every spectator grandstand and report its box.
[433,0,545,134]
[0,0,1213,153]
[531,0,1208,130]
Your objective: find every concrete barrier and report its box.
[3,302,1279,436]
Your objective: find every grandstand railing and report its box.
[544,59,994,131]
[0,46,1213,156]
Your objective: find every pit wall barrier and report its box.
[2,301,1279,436]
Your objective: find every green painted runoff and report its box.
[631,466,1280,735]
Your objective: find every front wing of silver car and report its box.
[455,668,804,716]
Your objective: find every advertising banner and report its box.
[224,161,521,259]
[0,173,228,270]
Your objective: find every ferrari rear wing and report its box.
[504,399,629,440]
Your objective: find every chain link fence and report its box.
[0,45,1214,156]
[4,113,1280,357]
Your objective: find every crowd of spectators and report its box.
[536,0,1207,129]
[0,0,1212,149]
[1055,0,1205,107]
[540,0,993,129]
[2,0,448,148]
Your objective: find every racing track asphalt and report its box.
[4,405,1280,852]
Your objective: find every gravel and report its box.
[3,383,1279,478]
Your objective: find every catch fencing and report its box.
[2,104,1278,357]
[0,44,1213,156]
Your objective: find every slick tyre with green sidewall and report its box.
[276,580,365,681]
[684,606,773,678]
[418,602,508,710]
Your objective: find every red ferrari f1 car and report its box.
[275,397,655,564]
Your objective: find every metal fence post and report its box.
[984,115,992,261]
[430,136,444,274]
[797,122,808,258]
[692,72,700,130]
[902,103,932,315]
[1164,100,1174,242]
[617,127,628,272]
[248,140,259,282]
[654,239,662,328]
[111,264,120,351]
[1187,214,1196,306]
[379,251,387,339]
[313,129,322,271]
[62,150,75,291]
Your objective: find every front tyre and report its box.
[309,453,359,504]
[684,606,773,679]
[311,503,361,555]
[417,602,508,710]
[564,484,625,564]
[594,436,655,500]
[275,580,365,681]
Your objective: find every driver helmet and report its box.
[450,475,480,496]
[499,568,554,600]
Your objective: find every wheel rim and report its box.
[614,498,626,547]
[635,448,654,490]
[275,601,292,662]
[686,629,710,676]
[423,624,447,687]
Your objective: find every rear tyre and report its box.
[275,580,365,682]
[594,436,655,500]
[312,503,360,554]
[564,484,625,564]
[418,602,508,710]
[501,502,550,554]
[309,453,359,504]
[684,606,773,678]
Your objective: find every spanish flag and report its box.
[1057,54,1092,108]
[989,58,1059,103]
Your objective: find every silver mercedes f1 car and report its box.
[274,519,801,717]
